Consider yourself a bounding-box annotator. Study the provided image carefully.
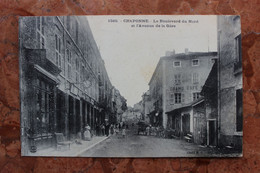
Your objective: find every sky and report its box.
[87,15,217,107]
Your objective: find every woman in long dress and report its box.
[110,124,114,135]
[84,125,92,141]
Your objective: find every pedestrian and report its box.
[96,123,100,136]
[101,124,105,136]
[115,124,119,135]
[146,125,150,136]
[149,125,152,136]
[110,124,114,135]
[120,121,123,130]
[122,126,126,138]
[105,121,110,136]
[151,126,155,136]
[156,126,159,137]
[83,124,91,141]
[119,122,121,131]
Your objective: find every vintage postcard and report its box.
[19,15,242,157]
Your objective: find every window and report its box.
[193,73,199,84]
[36,17,45,49]
[211,58,216,63]
[76,21,79,44]
[41,17,45,35]
[37,17,40,30]
[236,89,243,132]
[55,34,62,68]
[173,61,181,67]
[67,49,72,79]
[193,92,200,101]
[55,35,58,50]
[234,34,242,72]
[81,65,84,80]
[174,74,181,85]
[75,56,80,83]
[192,59,199,66]
[35,78,53,135]
[175,93,181,104]
[235,34,242,63]
[76,57,80,69]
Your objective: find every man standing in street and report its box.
[105,120,110,136]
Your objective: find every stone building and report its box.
[111,88,127,123]
[200,60,218,146]
[19,16,117,154]
[180,16,242,148]
[133,101,143,120]
[217,16,242,149]
[148,50,217,129]
[141,90,152,123]
[192,98,206,145]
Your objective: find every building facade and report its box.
[166,16,243,149]
[19,16,120,154]
[111,88,127,123]
[200,60,218,146]
[133,101,143,120]
[192,98,207,145]
[217,16,242,149]
[148,50,217,129]
[141,90,152,123]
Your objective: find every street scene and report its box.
[80,120,238,157]
[19,15,242,157]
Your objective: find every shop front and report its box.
[24,49,61,152]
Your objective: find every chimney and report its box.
[166,50,176,56]
[185,48,189,54]
[165,51,171,56]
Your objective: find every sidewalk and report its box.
[27,136,109,157]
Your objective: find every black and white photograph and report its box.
[19,15,242,157]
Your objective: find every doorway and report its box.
[207,119,217,146]
[56,91,65,133]
[68,96,75,139]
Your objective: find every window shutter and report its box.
[181,93,185,103]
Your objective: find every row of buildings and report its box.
[140,16,242,150]
[19,16,127,154]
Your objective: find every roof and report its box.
[201,60,218,95]
[166,97,205,114]
[191,97,205,107]
[161,51,217,61]
[165,103,192,114]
